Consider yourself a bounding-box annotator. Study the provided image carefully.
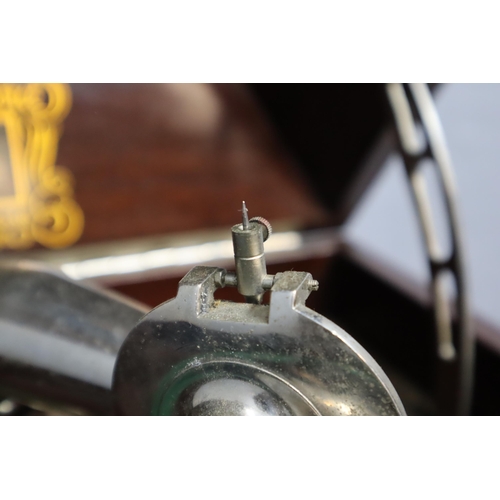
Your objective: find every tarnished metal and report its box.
[231,204,274,304]
[0,209,405,416]
[113,264,405,416]
[113,205,405,416]
[386,83,475,415]
[232,222,267,303]
[249,216,273,241]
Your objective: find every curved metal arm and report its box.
[386,83,475,415]
[0,261,148,414]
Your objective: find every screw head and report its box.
[249,217,272,241]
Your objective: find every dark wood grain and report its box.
[57,84,329,245]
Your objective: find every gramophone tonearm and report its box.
[112,203,406,416]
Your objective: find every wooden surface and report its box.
[57,84,329,245]
[250,84,391,225]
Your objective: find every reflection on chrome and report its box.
[61,231,307,282]
[335,402,353,416]
[189,378,289,416]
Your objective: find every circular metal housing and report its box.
[112,266,406,416]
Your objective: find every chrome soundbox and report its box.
[0,204,405,416]
[115,203,404,415]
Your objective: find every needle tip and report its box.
[242,201,249,229]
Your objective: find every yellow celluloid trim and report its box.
[0,83,84,249]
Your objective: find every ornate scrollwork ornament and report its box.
[0,83,84,249]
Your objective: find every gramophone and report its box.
[0,83,476,416]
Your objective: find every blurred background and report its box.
[347,84,500,333]
[0,83,498,415]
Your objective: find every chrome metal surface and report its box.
[113,266,406,416]
[386,83,474,415]
[0,261,147,414]
[232,205,269,304]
